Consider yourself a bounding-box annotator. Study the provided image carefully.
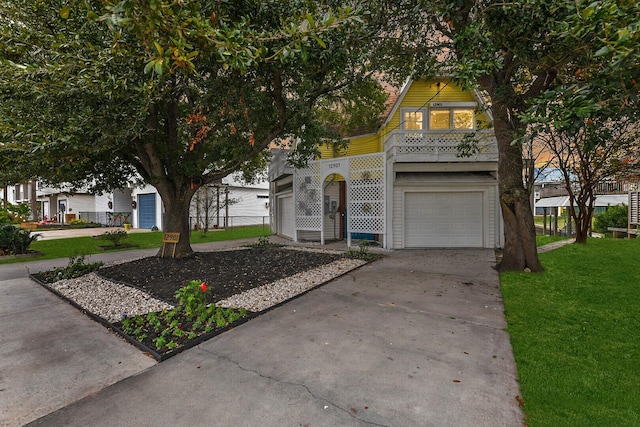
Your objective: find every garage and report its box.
[404,191,484,248]
[278,195,294,239]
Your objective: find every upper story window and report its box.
[429,110,450,129]
[403,111,423,130]
[402,103,476,131]
[452,109,474,129]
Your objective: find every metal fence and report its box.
[78,211,131,226]
[190,215,270,230]
[78,212,268,229]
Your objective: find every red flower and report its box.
[200,282,207,292]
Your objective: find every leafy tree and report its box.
[520,1,640,244]
[594,204,628,234]
[369,0,640,271]
[527,118,639,243]
[0,0,386,257]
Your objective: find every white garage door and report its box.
[404,192,484,248]
[278,196,294,239]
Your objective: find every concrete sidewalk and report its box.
[33,227,152,241]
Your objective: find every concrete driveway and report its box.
[8,248,523,427]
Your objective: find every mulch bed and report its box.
[34,246,352,360]
[97,246,346,304]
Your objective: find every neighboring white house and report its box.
[34,185,133,225]
[2,182,132,224]
[130,173,270,230]
[4,172,268,230]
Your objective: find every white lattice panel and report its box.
[392,130,498,157]
[294,163,322,230]
[293,153,386,238]
[348,154,385,233]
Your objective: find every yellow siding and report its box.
[342,134,381,156]
[317,144,334,159]
[318,79,484,160]
[381,79,477,139]
[317,134,382,159]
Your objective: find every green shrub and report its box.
[120,279,248,351]
[346,240,381,261]
[68,218,88,225]
[0,202,31,224]
[246,236,282,248]
[98,229,129,247]
[593,204,628,233]
[37,255,103,282]
[0,207,10,224]
[0,224,39,255]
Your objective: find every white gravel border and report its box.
[217,257,366,311]
[41,253,367,322]
[47,272,173,323]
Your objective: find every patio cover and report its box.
[536,194,627,209]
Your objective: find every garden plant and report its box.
[0,224,39,255]
[118,280,248,353]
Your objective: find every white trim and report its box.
[400,107,427,130]
[381,78,414,129]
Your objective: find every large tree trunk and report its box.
[154,182,196,258]
[491,101,543,272]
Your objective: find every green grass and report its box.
[536,234,570,247]
[500,238,640,427]
[0,225,271,264]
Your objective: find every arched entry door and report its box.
[322,174,346,241]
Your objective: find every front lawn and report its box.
[0,225,270,264]
[501,239,640,426]
[535,234,570,247]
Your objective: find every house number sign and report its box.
[322,160,347,178]
[163,233,180,243]
[161,233,180,258]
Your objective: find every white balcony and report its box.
[384,130,498,163]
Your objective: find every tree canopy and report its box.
[366,0,640,271]
[3,0,639,266]
[0,0,387,256]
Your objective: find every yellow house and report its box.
[269,78,503,249]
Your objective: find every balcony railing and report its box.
[384,130,498,163]
[538,181,635,199]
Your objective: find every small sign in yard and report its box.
[162,233,180,258]
[163,233,180,243]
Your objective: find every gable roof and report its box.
[379,78,494,131]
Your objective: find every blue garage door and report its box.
[138,193,157,229]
